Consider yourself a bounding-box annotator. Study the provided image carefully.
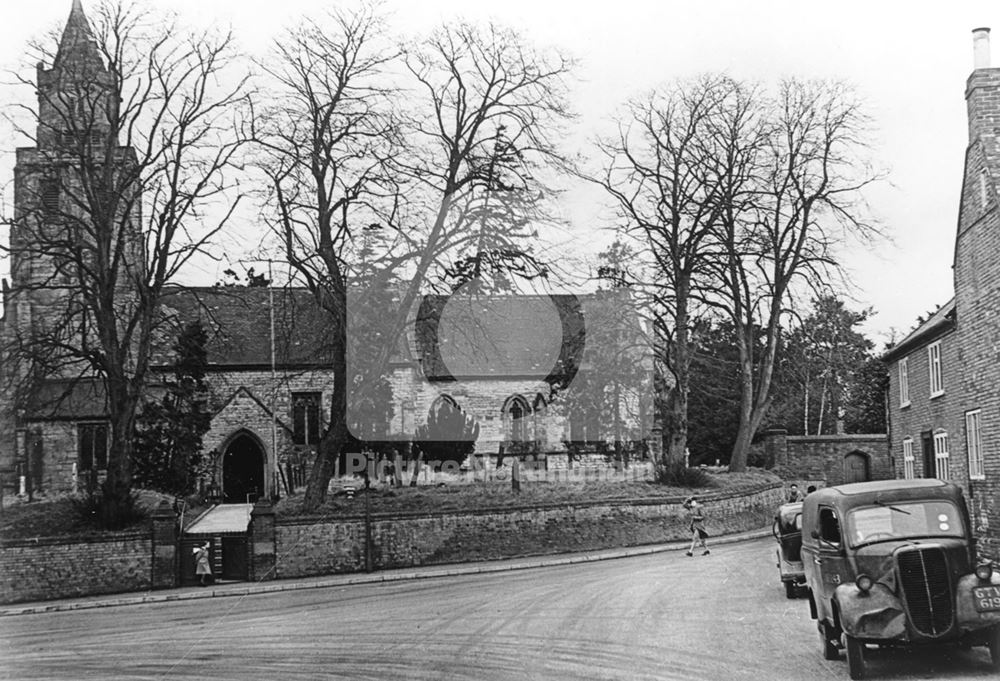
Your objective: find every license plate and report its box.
[973,585,1000,613]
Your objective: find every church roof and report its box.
[153,286,648,380]
[157,286,336,368]
[415,291,647,381]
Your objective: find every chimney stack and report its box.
[974,27,991,70]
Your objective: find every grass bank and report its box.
[277,468,781,519]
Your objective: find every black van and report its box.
[801,479,1000,679]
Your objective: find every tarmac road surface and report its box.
[1,537,996,680]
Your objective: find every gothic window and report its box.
[292,392,321,445]
[503,395,531,442]
[532,393,546,446]
[78,422,108,470]
[430,395,458,418]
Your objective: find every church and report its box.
[0,2,654,503]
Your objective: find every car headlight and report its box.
[856,574,873,593]
[975,563,994,582]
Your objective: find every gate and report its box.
[180,533,249,585]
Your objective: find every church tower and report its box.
[7,0,121,341]
[1,0,139,490]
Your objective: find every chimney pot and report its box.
[973,27,991,70]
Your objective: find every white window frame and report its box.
[928,342,944,398]
[933,431,950,480]
[966,410,985,480]
[898,358,910,407]
[902,438,914,480]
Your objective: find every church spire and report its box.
[54,0,103,70]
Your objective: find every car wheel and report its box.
[988,624,1000,671]
[785,580,797,599]
[820,621,839,661]
[845,635,865,680]
[808,590,818,620]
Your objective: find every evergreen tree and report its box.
[412,401,480,467]
[132,321,212,496]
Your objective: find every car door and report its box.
[811,505,849,621]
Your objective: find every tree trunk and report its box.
[302,284,348,512]
[666,290,691,466]
[728,324,755,472]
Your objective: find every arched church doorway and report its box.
[222,432,265,503]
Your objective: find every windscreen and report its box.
[846,501,964,547]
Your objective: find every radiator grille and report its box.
[897,548,953,637]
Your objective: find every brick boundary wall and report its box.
[268,483,784,579]
[0,531,152,604]
[750,430,891,486]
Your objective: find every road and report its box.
[0,537,996,680]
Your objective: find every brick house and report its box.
[884,28,1000,560]
[0,2,653,502]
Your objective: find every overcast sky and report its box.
[1,0,997,348]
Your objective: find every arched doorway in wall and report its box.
[843,451,871,484]
[222,431,266,503]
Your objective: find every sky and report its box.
[1,0,997,349]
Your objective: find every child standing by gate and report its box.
[683,496,710,556]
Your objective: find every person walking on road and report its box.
[683,495,710,556]
[194,541,212,586]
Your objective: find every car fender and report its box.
[956,572,1000,628]
[834,583,907,640]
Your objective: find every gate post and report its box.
[151,500,179,589]
[250,500,277,581]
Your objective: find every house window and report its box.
[898,358,910,407]
[78,422,108,470]
[933,431,950,480]
[291,392,321,445]
[981,168,990,208]
[966,410,985,480]
[902,438,914,480]
[928,342,944,397]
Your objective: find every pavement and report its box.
[184,503,252,534]
[0,526,771,617]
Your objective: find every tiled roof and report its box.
[882,298,956,362]
[156,286,647,380]
[415,291,646,381]
[157,286,335,367]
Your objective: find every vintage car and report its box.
[773,501,805,598]
[801,479,1000,680]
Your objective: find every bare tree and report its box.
[1,0,248,519]
[592,75,758,465]
[710,79,880,471]
[253,4,400,510]
[255,9,574,510]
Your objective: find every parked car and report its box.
[801,478,1000,680]
[773,501,805,598]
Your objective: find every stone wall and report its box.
[270,483,782,579]
[0,532,152,604]
[753,430,891,486]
